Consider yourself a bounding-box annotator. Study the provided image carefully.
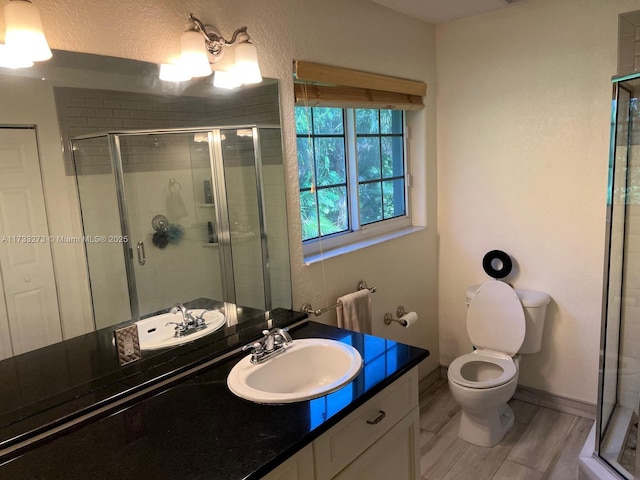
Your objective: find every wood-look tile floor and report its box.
[419,379,593,480]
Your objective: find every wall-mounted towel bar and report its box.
[301,281,376,317]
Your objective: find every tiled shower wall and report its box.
[55,83,280,175]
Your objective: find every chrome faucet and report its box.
[166,304,208,337]
[242,328,293,364]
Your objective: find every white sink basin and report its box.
[227,338,362,403]
[136,309,226,350]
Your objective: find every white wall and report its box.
[436,0,640,403]
[0,77,94,339]
[0,0,439,376]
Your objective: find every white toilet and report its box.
[447,280,550,447]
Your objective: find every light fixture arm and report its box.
[188,14,251,58]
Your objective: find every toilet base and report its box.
[458,403,514,447]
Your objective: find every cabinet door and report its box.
[314,368,418,480]
[262,444,315,480]
[332,406,420,480]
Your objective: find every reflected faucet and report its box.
[166,304,207,337]
[171,304,195,326]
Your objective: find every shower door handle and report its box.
[137,240,146,266]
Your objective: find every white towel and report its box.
[337,289,372,333]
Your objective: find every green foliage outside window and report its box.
[296,106,406,242]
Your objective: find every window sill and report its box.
[303,226,426,265]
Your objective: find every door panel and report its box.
[0,128,61,357]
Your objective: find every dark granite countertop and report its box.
[0,322,429,479]
[0,300,306,450]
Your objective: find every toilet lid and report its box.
[467,281,525,355]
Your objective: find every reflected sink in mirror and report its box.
[227,339,363,403]
[136,309,226,350]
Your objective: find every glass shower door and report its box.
[218,128,268,310]
[600,83,630,437]
[117,131,225,318]
[598,75,640,478]
[73,134,132,329]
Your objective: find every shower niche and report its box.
[71,126,289,330]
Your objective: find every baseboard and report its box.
[418,366,443,394]
[513,385,596,420]
[439,364,596,419]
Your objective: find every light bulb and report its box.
[233,42,262,85]
[0,43,34,68]
[213,70,241,89]
[159,62,192,82]
[180,30,212,78]
[4,0,52,62]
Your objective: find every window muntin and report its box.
[296,106,407,248]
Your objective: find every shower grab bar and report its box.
[137,240,146,265]
[300,280,376,317]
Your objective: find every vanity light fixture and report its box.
[0,0,51,69]
[160,13,262,89]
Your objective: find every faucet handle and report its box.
[278,327,292,342]
[193,309,208,327]
[165,321,187,337]
[273,328,292,346]
[242,341,265,363]
[242,341,264,353]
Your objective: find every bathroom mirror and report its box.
[0,50,292,362]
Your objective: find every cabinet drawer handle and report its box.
[366,410,387,425]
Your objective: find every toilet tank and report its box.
[465,284,550,354]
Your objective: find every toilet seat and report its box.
[448,351,517,389]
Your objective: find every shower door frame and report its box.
[71,125,277,323]
[596,73,639,473]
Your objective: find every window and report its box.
[296,106,409,256]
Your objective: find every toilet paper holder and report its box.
[384,306,411,326]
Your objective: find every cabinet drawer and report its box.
[313,367,418,480]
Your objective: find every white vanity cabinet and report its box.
[262,444,315,480]
[264,367,420,480]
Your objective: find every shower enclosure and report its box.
[598,73,640,478]
[71,125,289,330]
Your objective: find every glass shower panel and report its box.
[259,128,292,309]
[601,85,630,437]
[72,135,131,329]
[221,128,267,309]
[599,76,640,478]
[118,132,224,317]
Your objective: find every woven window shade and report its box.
[293,61,426,111]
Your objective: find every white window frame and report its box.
[298,107,411,259]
